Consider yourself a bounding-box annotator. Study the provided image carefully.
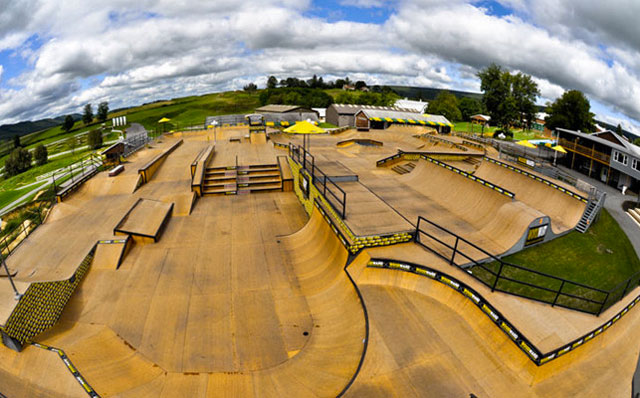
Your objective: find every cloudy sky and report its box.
[1,0,639,134]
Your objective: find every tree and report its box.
[511,72,540,129]
[478,64,539,131]
[87,129,103,149]
[63,115,75,133]
[427,90,462,122]
[267,76,278,89]
[545,90,595,132]
[633,137,640,146]
[458,97,484,121]
[82,104,94,125]
[13,135,20,148]
[34,144,48,166]
[616,124,623,136]
[243,82,258,92]
[97,102,109,123]
[4,147,32,178]
[67,135,79,154]
[354,80,367,90]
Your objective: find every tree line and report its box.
[4,102,109,179]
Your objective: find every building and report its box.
[254,104,316,114]
[354,108,453,133]
[394,98,429,114]
[326,104,409,127]
[312,108,326,121]
[556,128,640,191]
[470,114,491,126]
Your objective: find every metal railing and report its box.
[415,216,617,315]
[288,143,347,219]
[51,153,103,194]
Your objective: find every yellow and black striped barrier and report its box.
[368,258,640,366]
[484,157,588,203]
[31,342,100,397]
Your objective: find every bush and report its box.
[34,144,48,166]
[4,147,32,177]
[87,129,103,149]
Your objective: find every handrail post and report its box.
[621,278,632,300]
[491,261,504,292]
[450,237,459,266]
[2,256,20,300]
[552,280,565,307]
[598,292,610,315]
[342,194,346,219]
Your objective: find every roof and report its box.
[556,128,640,157]
[328,104,416,115]
[100,142,124,155]
[255,104,309,113]
[355,108,453,127]
[394,99,429,113]
[471,114,491,121]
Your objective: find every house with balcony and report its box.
[556,127,640,192]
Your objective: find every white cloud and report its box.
[0,0,639,130]
[0,65,3,83]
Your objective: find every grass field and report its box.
[453,122,497,136]
[471,210,640,313]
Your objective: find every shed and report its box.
[101,142,125,165]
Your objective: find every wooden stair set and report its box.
[203,164,283,195]
[392,162,416,175]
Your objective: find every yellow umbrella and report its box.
[551,145,567,153]
[283,120,325,134]
[516,140,537,148]
[158,117,171,123]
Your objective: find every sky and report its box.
[1,0,640,135]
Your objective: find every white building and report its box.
[394,98,429,114]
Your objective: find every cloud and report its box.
[0,0,639,130]
[0,65,3,83]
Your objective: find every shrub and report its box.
[34,144,48,166]
[4,147,32,177]
[87,129,103,149]
[493,129,513,139]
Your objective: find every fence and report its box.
[414,216,622,315]
[51,153,103,196]
[288,143,347,219]
[123,133,151,157]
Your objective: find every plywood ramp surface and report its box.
[361,243,640,352]
[346,251,640,397]
[361,159,544,257]
[475,159,586,233]
[10,195,365,397]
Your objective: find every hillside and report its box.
[0,114,81,141]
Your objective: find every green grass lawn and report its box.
[512,129,546,141]
[318,122,338,129]
[470,210,640,313]
[453,122,497,136]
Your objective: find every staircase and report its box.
[392,162,416,175]
[203,164,282,195]
[576,188,606,233]
[463,156,482,167]
[627,208,640,227]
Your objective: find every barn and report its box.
[353,108,453,133]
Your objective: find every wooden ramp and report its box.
[345,250,640,397]
[474,158,586,233]
[92,236,132,270]
[114,198,173,243]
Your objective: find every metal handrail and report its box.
[415,216,614,314]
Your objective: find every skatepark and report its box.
[0,125,639,397]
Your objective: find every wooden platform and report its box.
[114,198,173,243]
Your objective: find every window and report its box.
[613,151,628,165]
[633,158,640,171]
